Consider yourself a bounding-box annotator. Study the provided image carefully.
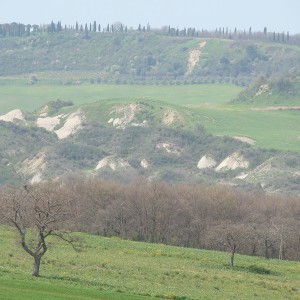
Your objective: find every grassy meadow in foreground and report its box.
[0,226,299,300]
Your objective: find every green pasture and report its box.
[0,83,242,114]
[0,226,299,300]
[0,82,299,153]
[0,278,154,300]
[194,105,300,153]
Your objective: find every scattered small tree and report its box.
[208,222,250,268]
[0,182,78,277]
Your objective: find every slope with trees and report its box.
[0,23,300,86]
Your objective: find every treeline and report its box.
[166,26,293,43]
[1,20,299,45]
[0,21,62,37]
[1,177,300,263]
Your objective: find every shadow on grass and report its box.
[234,265,273,275]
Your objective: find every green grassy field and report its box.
[0,83,242,114]
[0,82,299,152]
[194,105,300,153]
[0,226,299,300]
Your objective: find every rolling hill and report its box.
[0,98,299,195]
[0,29,299,194]
[1,30,300,85]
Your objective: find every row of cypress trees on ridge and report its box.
[0,20,298,44]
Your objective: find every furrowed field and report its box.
[0,82,299,153]
[0,226,299,300]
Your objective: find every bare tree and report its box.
[0,181,77,277]
[207,222,251,268]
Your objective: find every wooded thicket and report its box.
[1,177,299,263]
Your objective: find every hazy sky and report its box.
[2,0,300,34]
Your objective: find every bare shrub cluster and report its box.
[63,176,300,261]
[1,176,300,263]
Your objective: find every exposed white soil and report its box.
[156,142,181,155]
[0,109,25,123]
[95,156,130,171]
[55,110,85,139]
[232,136,256,145]
[235,173,249,180]
[255,84,269,96]
[95,156,112,170]
[163,110,184,126]
[39,105,49,116]
[30,172,43,184]
[131,120,148,127]
[19,152,47,174]
[197,156,217,169]
[37,115,63,131]
[248,161,272,177]
[245,158,279,182]
[18,152,46,184]
[186,41,207,75]
[141,159,149,169]
[215,152,249,171]
[109,103,141,129]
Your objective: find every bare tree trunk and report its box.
[230,251,235,268]
[279,226,284,260]
[264,238,270,259]
[32,255,42,277]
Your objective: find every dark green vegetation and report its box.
[1,28,300,84]
[234,76,300,106]
[0,226,299,300]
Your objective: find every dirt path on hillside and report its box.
[186,41,207,75]
[251,106,300,111]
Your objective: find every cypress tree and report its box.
[263,27,267,35]
[85,23,89,37]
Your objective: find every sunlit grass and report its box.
[0,226,299,300]
[0,83,242,114]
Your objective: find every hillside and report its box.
[0,98,300,195]
[0,30,299,194]
[0,226,299,300]
[233,76,300,106]
[1,31,300,85]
